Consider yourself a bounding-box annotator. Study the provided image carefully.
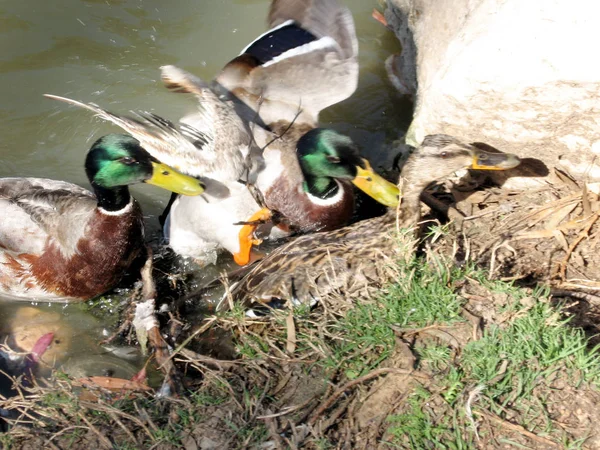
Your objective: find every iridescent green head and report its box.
[297,129,399,207]
[297,129,363,181]
[85,134,205,195]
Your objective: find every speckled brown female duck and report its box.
[217,134,520,312]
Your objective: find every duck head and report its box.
[297,128,400,206]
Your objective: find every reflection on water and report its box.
[0,0,409,372]
[0,303,142,397]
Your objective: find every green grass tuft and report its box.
[461,300,600,402]
[323,258,466,377]
[387,387,472,449]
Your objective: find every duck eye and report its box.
[326,155,341,164]
[120,156,136,165]
[440,151,448,158]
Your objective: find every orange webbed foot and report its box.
[233,208,272,266]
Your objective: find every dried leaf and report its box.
[552,230,569,252]
[75,376,152,392]
[554,167,580,191]
[546,203,577,230]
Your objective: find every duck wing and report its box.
[44,94,229,180]
[217,0,358,126]
[160,65,263,184]
[0,178,97,257]
[268,0,357,60]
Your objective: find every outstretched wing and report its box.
[217,0,359,126]
[160,65,259,182]
[268,0,357,60]
[44,94,215,178]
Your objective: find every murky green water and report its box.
[0,0,408,376]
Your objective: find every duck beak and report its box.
[146,162,205,195]
[471,149,521,171]
[352,159,401,207]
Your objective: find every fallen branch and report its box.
[476,409,560,448]
[554,212,599,280]
[307,368,428,425]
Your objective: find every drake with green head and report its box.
[0,133,204,302]
[157,63,399,266]
[298,129,363,198]
[44,0,399,267]
[228,126,398,263]
[283,128,397,206]
[162,0,400,265]
[214,135,521,313]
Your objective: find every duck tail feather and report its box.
[160,65,210,95]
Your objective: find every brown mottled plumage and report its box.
[217,135,521,310]
[0,134,204,302]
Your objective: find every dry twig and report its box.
[476,409,559,448]
[308,368,428,425]
[554,212,599,280]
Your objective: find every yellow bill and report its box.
[147,162,205,196]
[471,150,521,171]
[352,159,400,207]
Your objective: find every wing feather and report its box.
[0,178,96,257]
[44,94,213,177]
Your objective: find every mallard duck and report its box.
[215,135,521,311]
[162,62,400,267]
[214,0,360,129]
[167,0,401,265]
[0,134,204,302]
[45,0,399,267]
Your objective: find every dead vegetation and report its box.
[3,276,600,449]
[3,169,600,449]
[448,168,600,287]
